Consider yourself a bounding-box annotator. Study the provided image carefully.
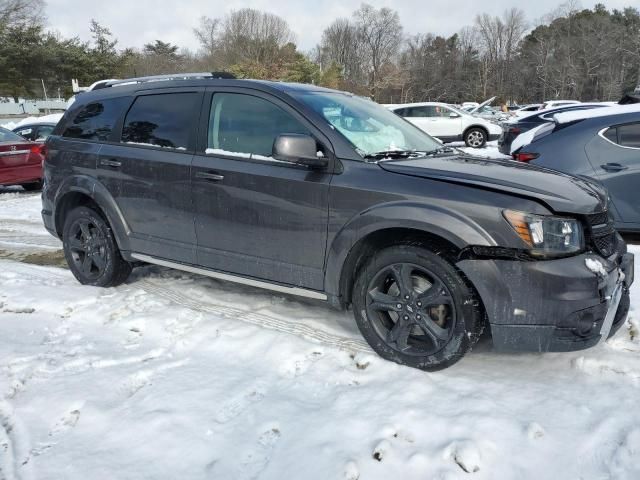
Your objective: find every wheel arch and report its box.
[53,175,131,253]
[463,124,489,139]
[324,202,496,308]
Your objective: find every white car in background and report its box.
[541,100,580,109]
[388,102,502,148]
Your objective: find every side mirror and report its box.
[449,112,460,118]
[273,134,328,169]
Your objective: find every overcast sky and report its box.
[46,0,634,52]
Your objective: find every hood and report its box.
[469,96,496,114]
[378,154,607,215]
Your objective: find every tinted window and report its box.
[121,93,199,150]
[405,106,445,117]
[63,97,129,141]
[208,93,309,157]
[603,127,618,143]
[618,123,640,148]
[0,127,25,142]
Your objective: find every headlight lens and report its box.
[503,210,584,257]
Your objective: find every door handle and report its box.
[100,159,122,168]
[195,171,225,182]
[601,163,628,172]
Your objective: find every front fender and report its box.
[53,175,131,252]
[324,201,497,299]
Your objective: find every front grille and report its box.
[585,210,618,258]
[593,233,617,257]
[586,211,610,227]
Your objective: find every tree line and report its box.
[0,0,638,104]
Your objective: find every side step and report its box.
[131,253,327,301]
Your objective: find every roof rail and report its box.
[99,72,236,89]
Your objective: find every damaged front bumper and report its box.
[457,247,634,353]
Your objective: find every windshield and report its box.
[293,92,441,157]
[0,127,24,143]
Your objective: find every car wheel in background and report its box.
[352,245,484,371]
[464,128,487,148]
[21,180,43,191]
[62,206,132,287]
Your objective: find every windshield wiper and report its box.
[423,146,457,156]
[363,149,424,160]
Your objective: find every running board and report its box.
[131,253,328,301]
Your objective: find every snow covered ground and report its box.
[456,140,510,159]
[1,187,639,480]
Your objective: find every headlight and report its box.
[503,210,584,257]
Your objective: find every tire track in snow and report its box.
[1,260,371,356]
[137,279,372,354]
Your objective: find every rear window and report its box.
[0,127,25,142]
[62,97,129,141]
[121,93,200,150]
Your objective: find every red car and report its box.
[0,126,45,190]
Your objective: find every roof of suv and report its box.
[74,75,343,104]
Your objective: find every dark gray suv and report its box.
[42,73,634,371]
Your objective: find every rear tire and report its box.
[464,128,487,148]
[352,245,484,371]
[62,206,132,287]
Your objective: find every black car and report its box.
[510,106,640,233]
[13,122,57,142]
[498,103,609,155]
[42,73,633,371]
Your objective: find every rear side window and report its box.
[207,93,309,158]
[617,123,640,148]
[603,127,618,143]
[62,97,129,141]
[121,93,200,150]
[403,106,439,117]
[602,123,640,148]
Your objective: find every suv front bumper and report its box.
[457,250,634,352]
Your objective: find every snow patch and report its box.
[585,258,608,277]
[554,103,640,124]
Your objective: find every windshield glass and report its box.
[448,105,473,117]
[293,92,441,157]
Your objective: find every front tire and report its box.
[464,128,487,148]
[62,206,132,287]
[352,245,484,371]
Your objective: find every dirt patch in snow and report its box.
[0,248,66,267]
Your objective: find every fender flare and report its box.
[53,175,131,252]
[324,201,497,300]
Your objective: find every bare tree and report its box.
[193,16,220,60]
[218,8,294,66]
[353,3,402,100]
[318,18,363,82]
[0,0,44,28]
[474,8,526,101]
